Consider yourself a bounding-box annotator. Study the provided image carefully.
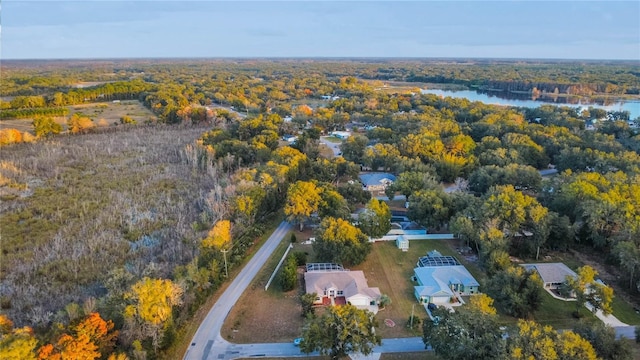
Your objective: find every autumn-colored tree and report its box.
[507,320,597,360]
[67,114,96,134]
[358,198,391,238]
[71,312,117,355]
[202,220,232,248]
[38,333,99,360]
[562,265,613,317]
[284,181,322,231]
[124,278,183,351]
[314,217,371,266]
[0,128,23,146]
[0,315,37,360]
[468,293,497,315]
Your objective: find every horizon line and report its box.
[3,56,639,63]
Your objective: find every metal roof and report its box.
[306,263,346,272]
[417,255,461,267]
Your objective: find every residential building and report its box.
[304,263,381,313]
[413,251,479,304]
[520,263,578,290]
[359,172,396,193]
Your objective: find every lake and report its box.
[420,89,640,120]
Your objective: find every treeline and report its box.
[1,61,639,359]
[0,107,69,119]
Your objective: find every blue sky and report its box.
[2,1,639,60]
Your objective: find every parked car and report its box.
[427,303,437,311]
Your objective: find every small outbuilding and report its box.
[396,235,409,251]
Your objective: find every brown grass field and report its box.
[0,100,155,133]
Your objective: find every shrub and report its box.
[293,251,307,266]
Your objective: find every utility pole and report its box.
[221,248,229,278]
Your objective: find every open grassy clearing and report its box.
[322,136,343,144]
[0,100,155,134]
[352,241,428,338]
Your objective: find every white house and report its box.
[520,263,578,290]
[305,265,381,313]
[330,131,352,140]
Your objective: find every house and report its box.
[330,131,352,140]
[520,263,578,290]
[359,172,396,193]
[282,135,298,144]
[413,266,480,304]
[413,251,479,304]
[305,264,381,313]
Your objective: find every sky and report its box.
[2,0,639,60]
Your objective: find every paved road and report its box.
[184,221,293,360]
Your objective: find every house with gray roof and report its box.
[413,266,480,304]
[359,172,396,193]
[412,250,479,304]
[520,263,578,290]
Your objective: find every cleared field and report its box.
[0,100,155,133]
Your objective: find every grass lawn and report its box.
[611,296,640,325]
[351,240,485,338]
[220,229,317,343]
[322,136,343,143]
[533,291,597,328]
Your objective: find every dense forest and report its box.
[0,59,639,359]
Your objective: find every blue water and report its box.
[421,89,640,120]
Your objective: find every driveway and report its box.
[319,136,342,157]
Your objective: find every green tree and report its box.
[300,293,317,318]
[423,303,506,360]
[32,116,62,138]
[313,217,371,266]
[573,320,633,360]
[300,304,381,359]
[613,240,640,290]
[358,198,391,238]
[318,185,351,220]
[407,189,451,230]
[280,255,298,292]
[486,266,544,318]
